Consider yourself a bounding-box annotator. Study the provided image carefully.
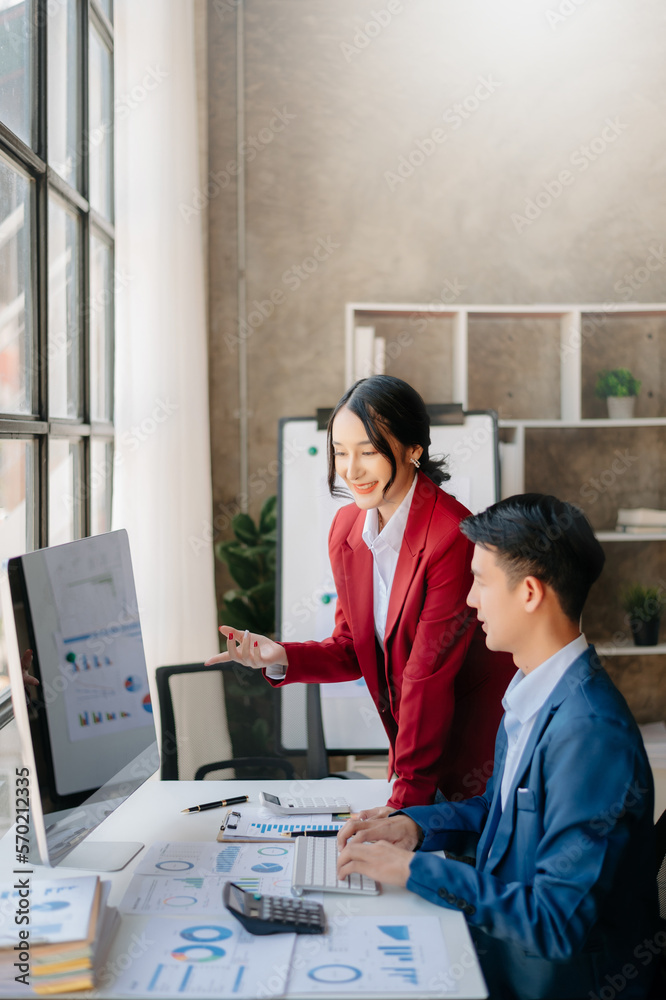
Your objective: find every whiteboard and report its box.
[276,411,499,754]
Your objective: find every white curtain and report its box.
[113,0,218,679]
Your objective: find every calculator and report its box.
[223,882,326,935]
[259,791,351,814]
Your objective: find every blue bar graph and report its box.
[215,845,242,873]
[147,964,164,991]
[232,965,245,993]
[379,945,413,961]
[179,966,193,992]
[384,968,419,984]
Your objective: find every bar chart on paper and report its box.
[288,916,452,994]
[110,917,295,998]
[124,841,297,913]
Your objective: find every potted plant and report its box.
[214,495,279,763]
[622,583,665,646]
[595,368,641,419]
[215,495,277,636]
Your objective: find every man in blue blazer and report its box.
[338,494,659,1000]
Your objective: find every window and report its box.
[0,0,115,701]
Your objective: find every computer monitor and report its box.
[4,529,159,870]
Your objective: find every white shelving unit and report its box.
[346,302,666,657]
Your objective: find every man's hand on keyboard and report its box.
[337,813,421,852]
[337,840,412,888]
[352,805,393,821]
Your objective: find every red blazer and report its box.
[271,473,515,809]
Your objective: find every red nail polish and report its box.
[254,641,258,648]
[229,632,234,640]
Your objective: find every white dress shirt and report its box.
[361,473,418,649]
[267,474,418,678]
[499,633,588,809]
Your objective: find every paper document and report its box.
[120,868,294,915]
[134,841,295,892]
[287,916,452,995]
[110,917,295,997]
[220,808,346,841]
[0,876,99,948]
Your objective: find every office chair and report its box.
[657,806,666,920]
[304,683,372,780]
[648,807,666,998]
[156,662,295,780]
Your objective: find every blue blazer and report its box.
[405,647,659,1000]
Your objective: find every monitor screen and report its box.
[7,529,158,867]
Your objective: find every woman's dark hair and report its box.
[326,375,449,498]
[460,493,605,623]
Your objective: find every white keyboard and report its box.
[291,836,380,895]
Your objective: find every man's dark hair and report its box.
[460,493,605,623]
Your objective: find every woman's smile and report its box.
[351,481,379,494]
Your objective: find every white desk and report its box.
[2,779,487,998]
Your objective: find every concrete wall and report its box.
[206,0,666,712]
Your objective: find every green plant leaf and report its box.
[595,368,641,399]
[220,594,261,633]
[246,581,275,619]
[259,495,277,534]
[232,513,258,545]
[218,543,262,589]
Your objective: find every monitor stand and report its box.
[56,841,144,872]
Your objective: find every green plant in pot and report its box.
[621,583,665,647]
[213,496,278,763]
[215,495,277,636]
[595,368,641,420]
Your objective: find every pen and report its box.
[280,829,340,838]
[182,794,249,813]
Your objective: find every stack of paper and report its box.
[616,508,666,534]
[0,875,118,995]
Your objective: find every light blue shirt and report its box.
[500,633,588,809]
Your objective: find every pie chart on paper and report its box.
[251,863,283,873]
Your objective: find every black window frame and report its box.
[0,0,115,712]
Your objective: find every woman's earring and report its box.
[411,457,421,468]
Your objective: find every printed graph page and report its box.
[287,916,452,995]
[109,917,294,998]
[0,876,99,948]
[222,808,345,840]
[133,841,295,893]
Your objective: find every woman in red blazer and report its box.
[207,376,514,810]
